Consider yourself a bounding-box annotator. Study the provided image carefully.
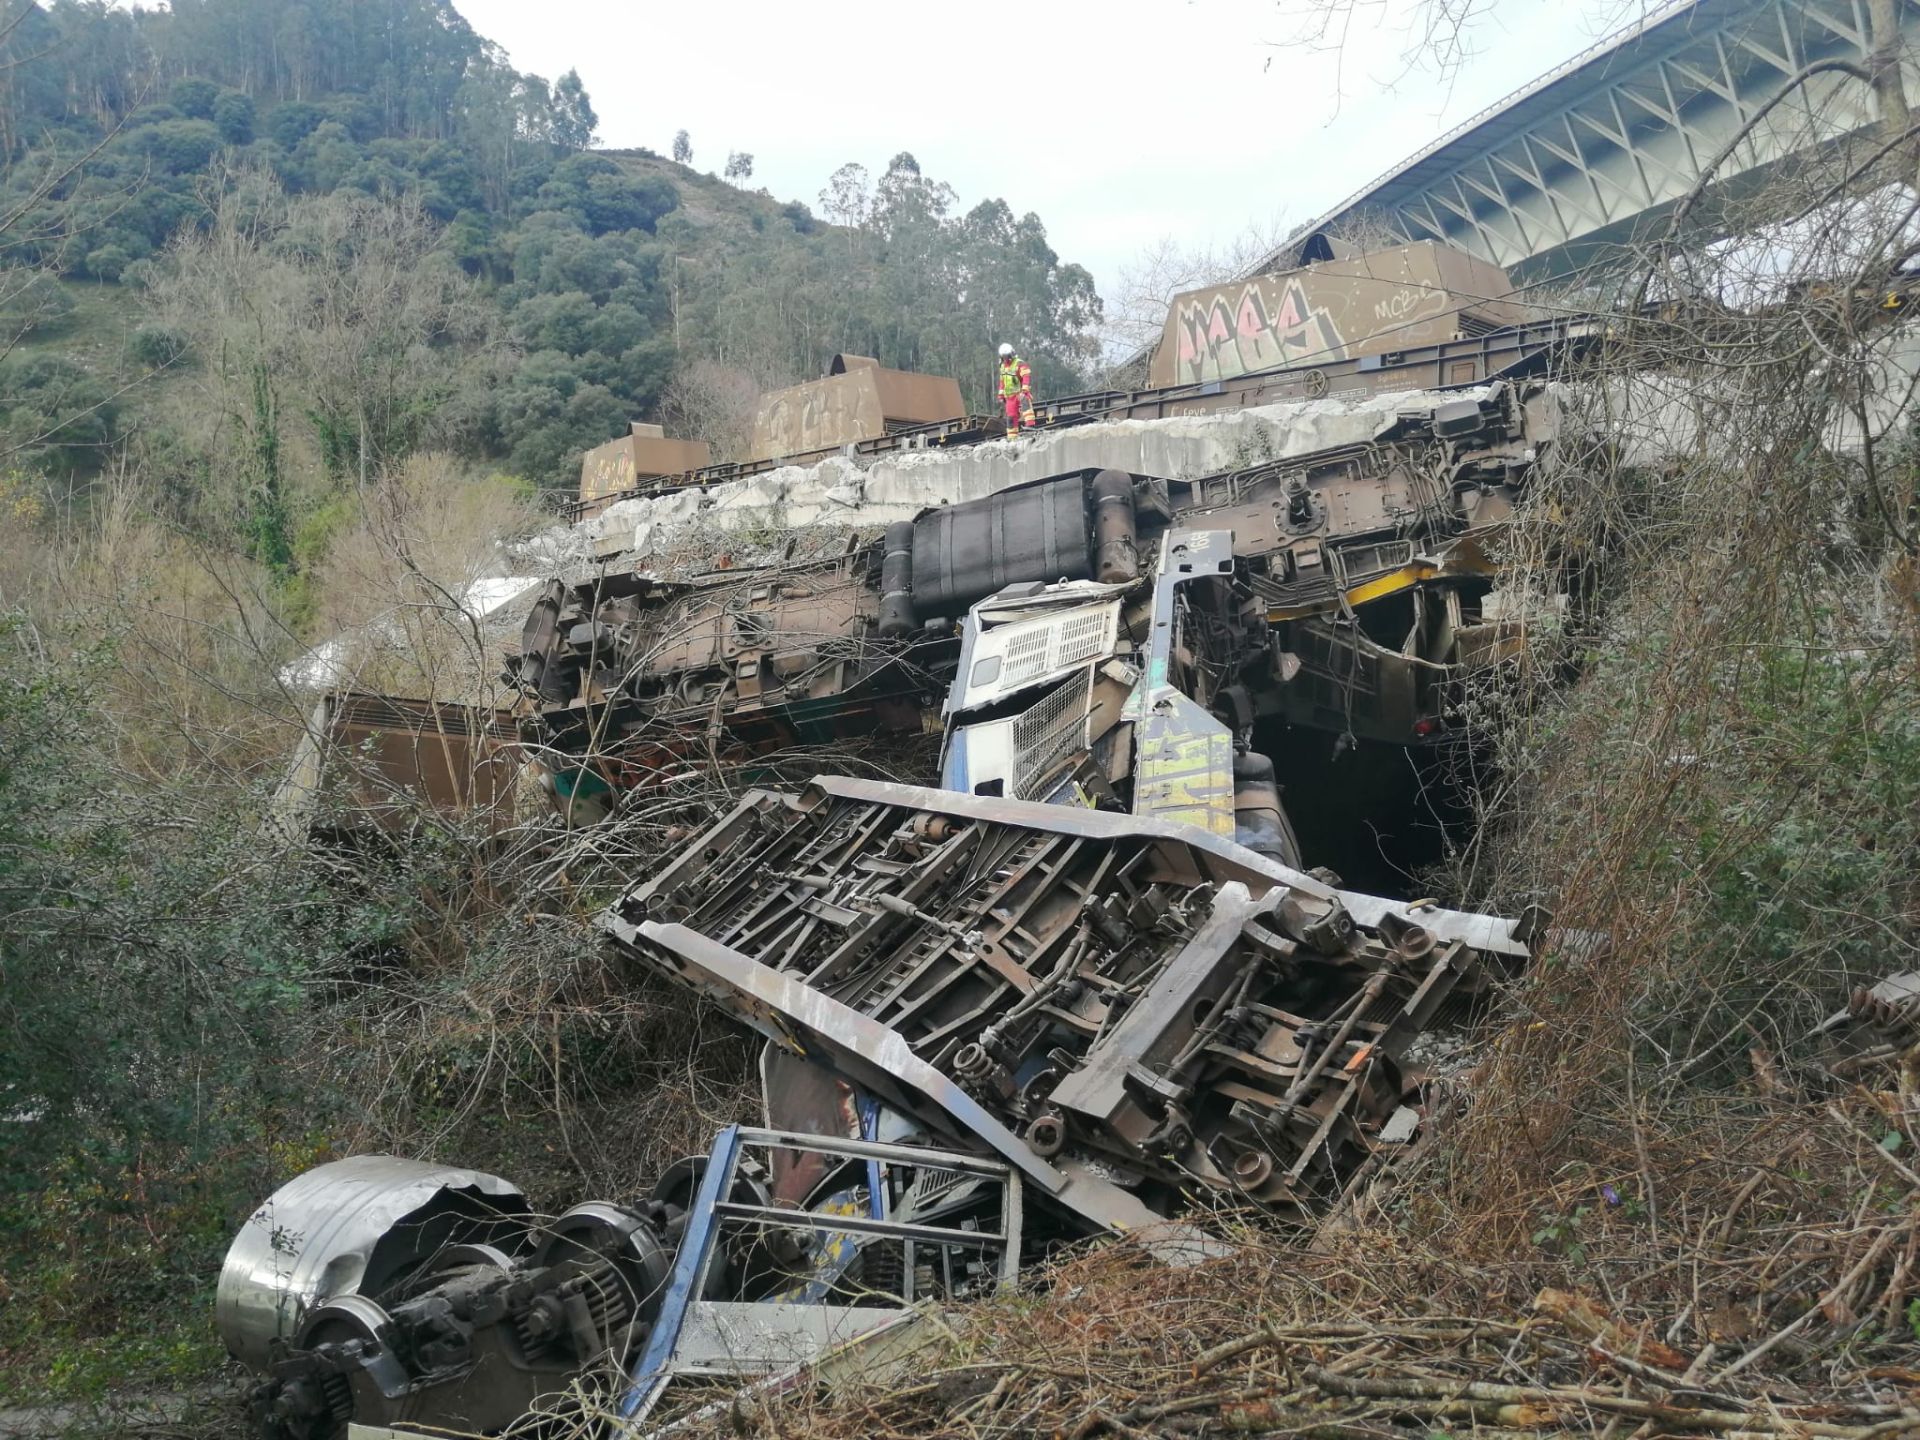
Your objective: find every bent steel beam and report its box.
[601,915,1161,1236]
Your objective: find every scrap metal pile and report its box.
[603,775,1533,1228]
[224,1128,1023,1438]
[224,777,1532,1439]
[219,381,1570,1439]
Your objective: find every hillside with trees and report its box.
[0,0,1102,519]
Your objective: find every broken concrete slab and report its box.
[571,384,1509,563]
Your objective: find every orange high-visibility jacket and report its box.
[998,357,1032,397]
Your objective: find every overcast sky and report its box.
[453,0,1636,305]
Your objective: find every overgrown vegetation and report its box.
[1433,177,1920,1213]
[0,617,355,1406]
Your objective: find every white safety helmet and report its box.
[998,343,1014,358]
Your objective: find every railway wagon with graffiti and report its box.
[1151,234,1532,389]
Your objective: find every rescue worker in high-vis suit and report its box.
[997,343,1034,435]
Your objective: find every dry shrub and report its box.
[0,464,298,779]
[1413,176,1920,1268]
[641,1120,1920,1440]
[298,725,941,1208]
[145,171,498,511]
[315,912,764,1207]
[659,356,790,463]
[307,450,540,702]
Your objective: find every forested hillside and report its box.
[0,0,1101,518]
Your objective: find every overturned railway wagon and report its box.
[217,288,1586,1435]
[605,776,1532,1224]
[510,381,1566,822]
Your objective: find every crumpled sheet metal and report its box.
[215,1156,527,1370]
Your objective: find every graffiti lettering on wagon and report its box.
[1172,278,1347,384]
[1372,284,1450,327]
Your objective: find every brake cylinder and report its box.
[877,521,916,638]
[1090,469,1139,584]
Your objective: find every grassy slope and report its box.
[11,278,193,449]
[25,280,135,363]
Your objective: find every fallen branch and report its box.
[1302,1365,1920,1437]
[1713,1222,1905,1383]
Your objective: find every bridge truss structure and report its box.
[1260,0,1913,281]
